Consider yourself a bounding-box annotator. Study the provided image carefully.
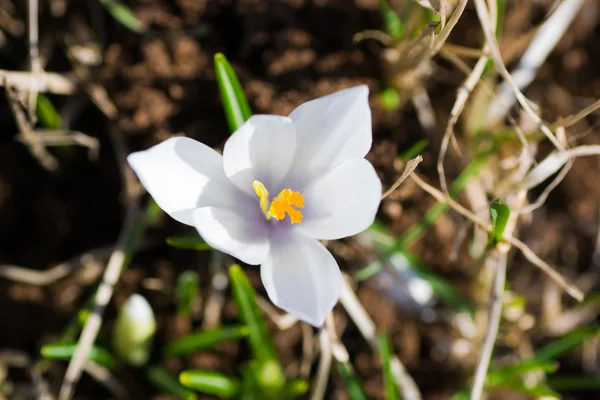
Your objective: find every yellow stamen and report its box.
[252,181,305,224]
[253,181,271,219]
[269,189,305,224]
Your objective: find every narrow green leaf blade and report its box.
[336,360,369,400]
[164,325,249,357]
[487,360,558,387]
[98,0,146,33]
[229,264,285,394]
[179,370,240,398]
[379,332,400,400]
[146,365,197,400]
[36,95,62,129]
[377,0,404,42]
[175,271,201,315]
[533,326,599,362]
[41,343,116,368]
[166,235,212,251]
[490,198,510,246]
[214,53,252,133]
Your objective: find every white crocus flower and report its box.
[127,85,382,326]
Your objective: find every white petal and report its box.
[298,158,381,240]
[288,85,372,183]
[127,137,241,225]
[223,115,296,195]
[260,234,342,327]
[192,207,270,265]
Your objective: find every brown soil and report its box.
[1,0,600,399]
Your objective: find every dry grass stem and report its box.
[487,0,585,124]
[470,253,507,400]
[0,246,113,286]
[410,173,584,301]
[473,0,564,151]
[437,0,497,193]
[202,251,228,329]
[0,70,75,94]
[310,327,333,400]
[522,145,600,189]
[28,0,42,116]
[5,85,59,171]
[83,362,129,400]
[339,276,422,400]
[430,0,468,56]
[559,98,600,129]
[58,203,140,400]
[382,155,423,200]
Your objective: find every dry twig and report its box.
[486,0,585,125]
[473,0,564,151]
[310,327,332,400]
[0,70,75,94]
[470,251,508,400]
[5,84,59,171]
[382,155,423,200]
[410,173,584,301]
[339,276,422,400]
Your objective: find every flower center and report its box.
[253,180,305,224]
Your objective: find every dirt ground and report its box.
[1,0,600,399]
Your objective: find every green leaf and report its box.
[229,264,285,394]
[487,360,558,387]
[379,332,400,400]
[494,381,560,398]
[377,0,404,42]
[179,370,240,398]
[166,235,212,251]
[176,271,201,315]
[41,343,116,368]
[98,0,146,33]
[164,325,249,358]
[336,360,369,400]
[214,53,253,133]
[146,365,197,400]
[240,364,262,400]
[489,199,510,246]
[533,326,599,362]
[399,139,428,162]
[36,95,62,129]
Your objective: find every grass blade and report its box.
[176,271,201,315]
[229,264,285,394]
[379,332,400,400]
[36,94,62,129]
[98,0,146,33]
[166,235,212,251]
[179,370,240,399]
[378,0,404,42]
[146,365,197,400]
[214,53,253,133]
[164,325,249,358]
[336,360,369,400]
[533,326,599,362]
[41,343,116,368]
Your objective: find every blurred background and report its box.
[1,0,600,399]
